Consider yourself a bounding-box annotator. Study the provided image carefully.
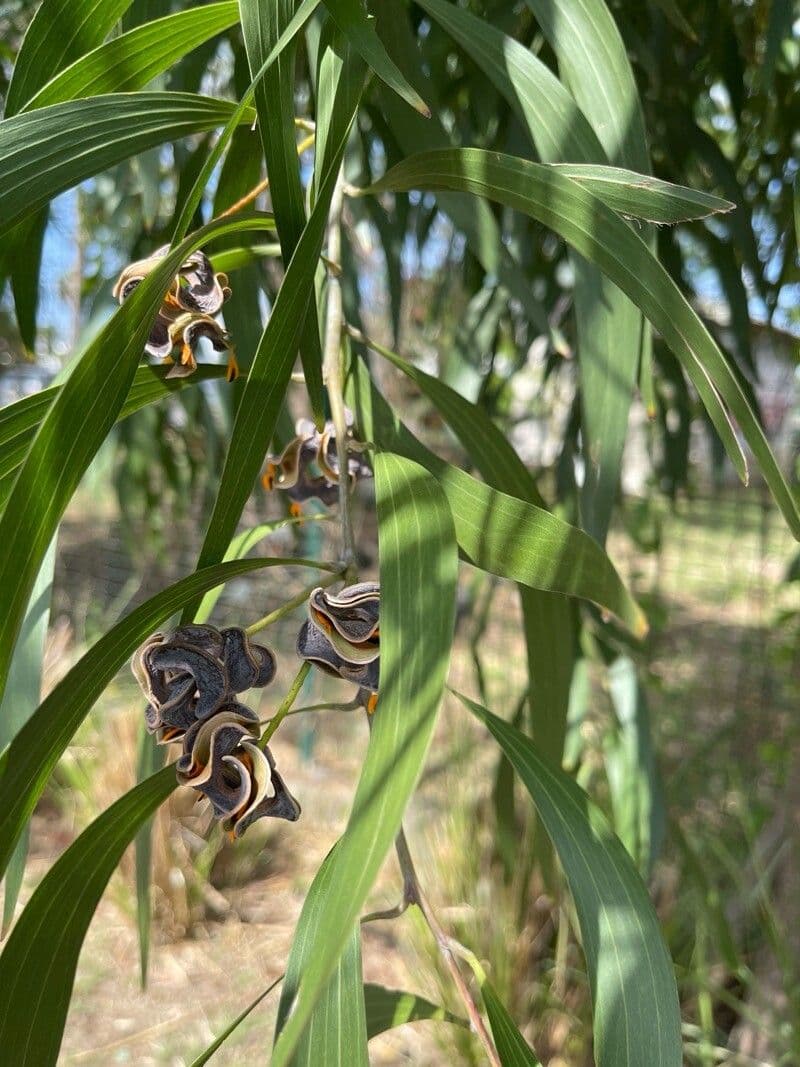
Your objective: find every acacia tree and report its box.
[0,1,797,1064]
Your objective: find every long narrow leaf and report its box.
[133,727,162,987]
[477,977,542,1066]
[240,0,329,421]
[0,364,228,498]
[526,0,658,507]
[322,0,429,115]
[0,766,177,1067]
[0,555,331,882]
[172,0,321,242]
[417,0,640,543]
[271,454,458,1066]
[183,51,365,617]
[190,977,284,1066]
[0,541,54,934]
[24,3,240,110]
[0,93,254,238]
[356,332,574,761]
[372,3,565,353]
[550,165,733,223]
[5,0,134,115]
[190,978,460,1064]
[458,693,682,1067]
[348,359,647,636]
[364,984,465,1038]
[524,0,649,171]
[364,150,800,538]
[276,850,369,1066]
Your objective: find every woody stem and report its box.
[214,131,316,221]
[394,827,501,1067]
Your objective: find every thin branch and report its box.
[213,132,315,221]
[395,827,501,1067]
[245,568,343,637]
[360,900,410,925]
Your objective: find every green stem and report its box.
[258,699,359,726]
[258,662,311,749]
[245,569,343,637]
[322,169,356,569]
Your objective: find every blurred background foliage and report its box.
[0,0,798,1064]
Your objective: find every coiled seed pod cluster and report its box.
[132,624,299,837]
[261,415,371,515]
[113,248,237,380]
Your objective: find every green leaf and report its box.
[24,2,240,110]
[492,699,526,879]
[0,364,229,504]
[189,976,284,1066]
[0,766,177,1067]
[0,555,330,883]
[4,0,134,116]
[364,149,800,539]
[184,51,365,617]
[458,693,682,1067]
[9,212,47,351]
[207,243,282,274]
[524,0,649,172]
[240,0,326,423]
[372,4,566,354]
[355,331,575,760]
[322,0,429,116]
[271,453,458,1066]
[189,978,460,1064]
[348,358,648,637]
[418,0,604,162]
[0,213,271,708]
[605,656,665,879]
[0,92,253,238]
[0,540,54,935]
[418,0,639,543]
[550,165,734,224]
[194,517,325,623]
[363,983,465,1039]
[212,125,267,375]
[276,850,369,1066]
[479,977,542,1066]
[171,0,321,243]
[525,0,653,541]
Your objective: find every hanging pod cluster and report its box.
[132,584,382,838]
[133,623,299,837]
[114,247,239,380]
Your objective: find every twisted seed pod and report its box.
[112,247,233,377]
[133,625,277,742]
[297,583,381,693]
[261,413,371,510]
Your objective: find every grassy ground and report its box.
[7,487,798,1065]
